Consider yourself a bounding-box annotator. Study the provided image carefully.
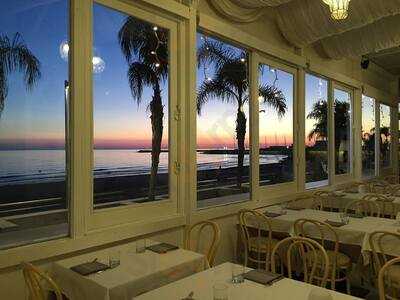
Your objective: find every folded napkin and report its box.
[146,243,179,254]
[244,269,283,285]
[288,207,304,211]
[324,220,346,227]
[264,211,286,218]
[70,261,110,276]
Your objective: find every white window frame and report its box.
[254,54,298,200]
[84,0,184,230]
[330,82,354,185]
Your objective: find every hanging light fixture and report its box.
[322,0,351,20]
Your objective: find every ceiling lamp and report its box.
[322,0,350,20]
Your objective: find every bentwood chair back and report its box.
[21,261,62,300]
[238,209,278,270]
[369,231,400,278]
[312,191,335,211]
[185,221,221,267]
[271,236,330,288]
[379,257,400,300]
[369,180,390,194]
[345,199,381,217]
[383,175,398,185]
[294,219,351,292]
[363,194,396,219]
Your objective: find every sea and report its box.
[0,150,287,186]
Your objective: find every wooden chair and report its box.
[312,191,335,211]
[369,180,390,194]
[363,194,396,219]
[345,199,381,217]
[369,231,400,279]
[185,220,221,267]
[21,261,62,300]
[238,209,278,270]
[271,236,330,288]
[383,175,398,185]
[378,257,400,300]
[294,219,352,293]
[389,185,400,197]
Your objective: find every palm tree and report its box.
[0,33,41,117]
[307,99,350,172]
[118,17,168,201]
[197,39,287,188]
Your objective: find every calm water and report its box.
[0,150,286,186]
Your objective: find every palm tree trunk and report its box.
[236,107,246,188]
[148,82,164,201]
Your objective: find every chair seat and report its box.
[387,265,400,283]
[305,250,351,268]
[248,237,279,253]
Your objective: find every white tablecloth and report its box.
[135,263,361,300]
[256,207,400,261]
[52,240,208,300]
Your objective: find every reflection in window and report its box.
[305,74,328,188]
[258,65,292,186]
[334,89,351,175]
[93,4,169,209]
[362,95,376,178]
[0,0,69,249]
[380,104,391,168]
[196,33,250,207]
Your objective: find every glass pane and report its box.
[0,0,69,249]
[362,95,376,178]
[380,104,391,168]
[196,33,250,208]
[258,64,293,186]
[305,74,328,188]
[93,4,169,209]
[334,89,351,175]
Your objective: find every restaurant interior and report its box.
[1,0,400,299]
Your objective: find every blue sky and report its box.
[0,1,367,150]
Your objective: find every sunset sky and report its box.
[0,1,377,150]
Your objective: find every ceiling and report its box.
[207,0,400,75]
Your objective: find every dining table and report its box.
[134,262,361,300]
[252,206,400,262]
[52,240,209,300]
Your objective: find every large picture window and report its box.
[333,88,352,175]
[92,4,170,209]
[305,74,329,188]
[196,33,250,207]
[0,0,69,249]
[258,64,293,186]
[380,104,391,168]
[361,95,376,178]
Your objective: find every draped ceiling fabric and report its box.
[207,0,400,59]
[207,0,292,23]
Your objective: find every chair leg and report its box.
[346,269,351,295]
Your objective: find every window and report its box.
[333,88,352,175]
[305,74,329,188]
[196,33,250,207]
[92,4,170,209]
[380,104,391,168]
[361,95,376,178]
[0,0,69,249]
[258,64,294,186]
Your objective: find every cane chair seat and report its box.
[304,250,351,268]
[248,237,279,252]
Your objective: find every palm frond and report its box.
[0,33,41,89]
[118,17,168,81]
[258,84,287,117]
[197,39,239,71]
[197,78,238,114]
[127,62,157,105]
